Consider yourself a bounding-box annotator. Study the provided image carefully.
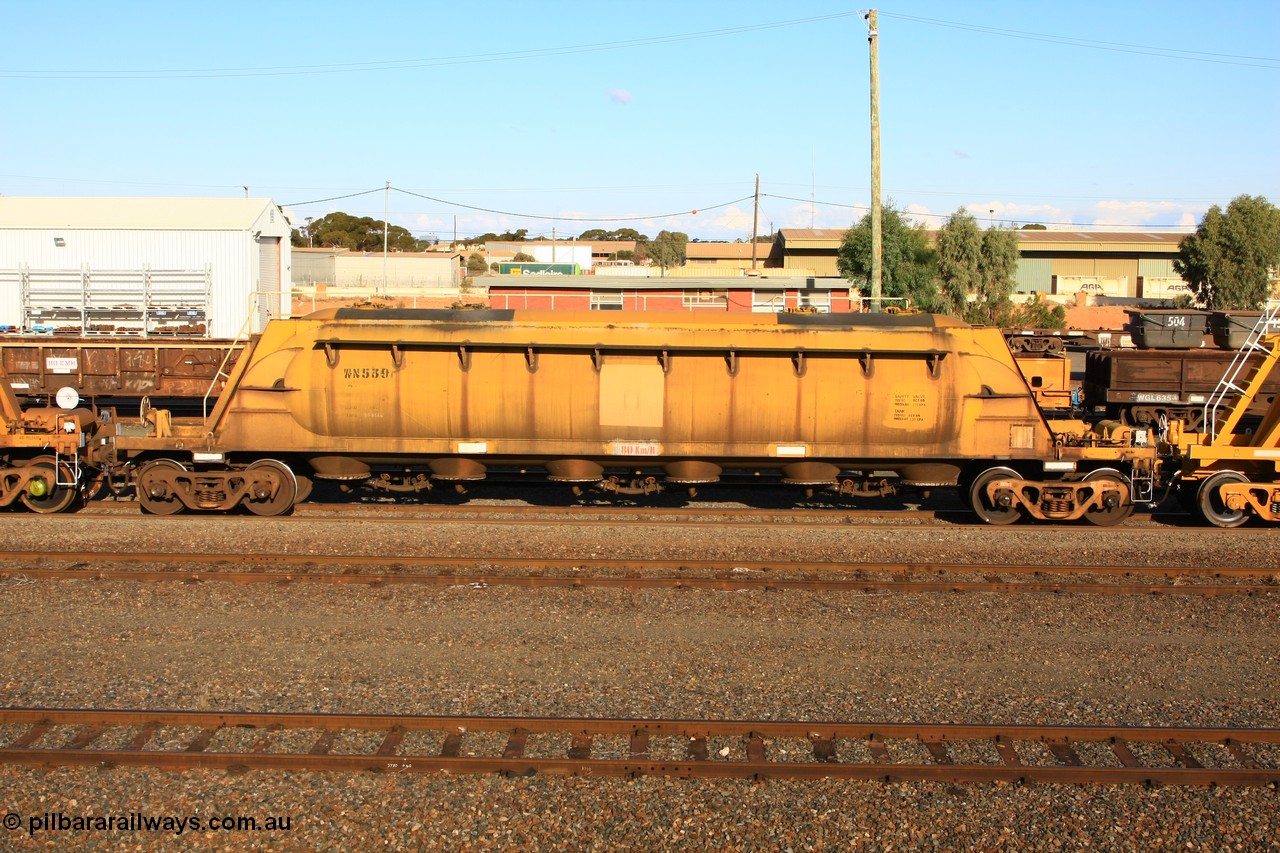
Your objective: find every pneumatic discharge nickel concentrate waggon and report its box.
[1,308,1165,525]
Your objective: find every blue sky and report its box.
[2,1,1276,242]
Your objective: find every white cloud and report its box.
[892,199,1204,232]
[1086,199,1201,230]
[705,205,755,237]
[608,89,634,105]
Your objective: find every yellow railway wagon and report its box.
[110,308,1156,523]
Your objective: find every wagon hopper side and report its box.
[1083,348,1280,431]
[107,309,1156,524]
[0,337,241,416]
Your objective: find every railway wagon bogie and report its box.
[963,459,1145,527]
[1174,461,1280,528]
[1194,469,1251,528]
[133,456,304,516]
[0,383,101,512]
[0,453,83,513]
[1177,459,1280,528]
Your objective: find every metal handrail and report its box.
[1203,300,1280,441]
[201,293,260,420]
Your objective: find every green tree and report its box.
[294,211,419,252]
[648,230,688,271]
[466,252,488,274]
[512,252,536,262]
[579,227,650,242]
[975,228,1020,324]
[837,202,938,311]
[935,209,1019,325]
[1005,293,1067,329]
[1175,194,1280,310]
[290,216,316,247]
[466,229,530,245]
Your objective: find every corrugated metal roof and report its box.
[0,197,284,230]
[686,242,771,259]
[776,227,1188,253]
[779,229,848,240]
[1015,230,1187,246]
[483,240,638,254]
[482,275,843,292]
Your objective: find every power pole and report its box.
[751,173,760,270]
[382,180,390,294]
[867,10,882,312]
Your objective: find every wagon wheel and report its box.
[1081,468,1133,526]
[136,459,188,515]
[1196,470,1249,528]
[19,456,80,514]
[967,467,1023,525]
[242,459,298,517]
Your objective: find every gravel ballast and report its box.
[1,512,1277,851]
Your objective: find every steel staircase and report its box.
[1202,300,1280,443]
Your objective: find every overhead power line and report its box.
[282,188,386,207]
[4,10,1269,79]
[283,185,752,224]
[391,186,752,222]
[282,187,1193,232]
[0,12,862,80]
[879,12,1280,69]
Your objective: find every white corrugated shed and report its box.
[0,197,292,337]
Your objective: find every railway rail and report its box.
[2,708,1277,785]
[70,498,1267,533]
[2,551,1276,596]
[79,498,969,525]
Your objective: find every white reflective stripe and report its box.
[457,441,488,453]
[193,452,224,463]
[1043,461,1076,471]
[774,445,807,457]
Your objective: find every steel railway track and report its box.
[2,708,1277,785]
[2,552,1276,595]
[75,499,1255,533]
[81,500,963,525]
